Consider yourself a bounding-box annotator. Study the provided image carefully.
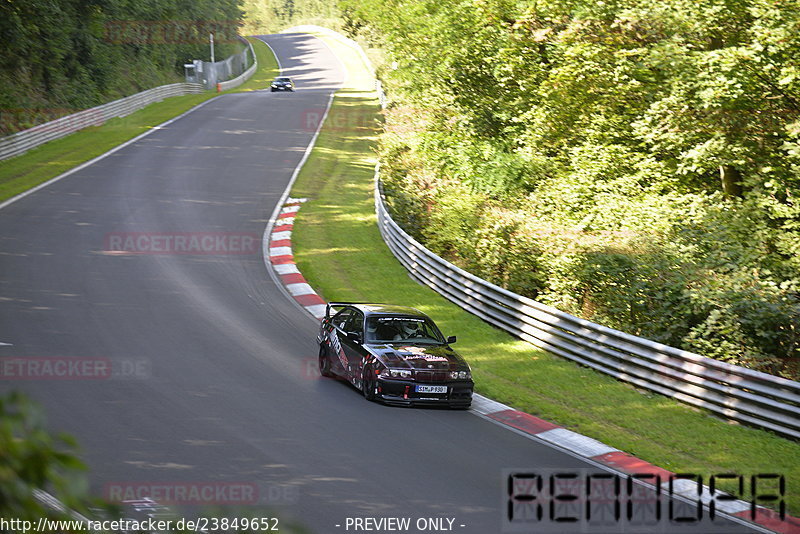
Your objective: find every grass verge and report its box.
[0,37,279,203]
[289,32,800,514]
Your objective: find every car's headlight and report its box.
[450,370,471,380]
[380,368,412,379]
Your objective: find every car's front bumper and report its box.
[376,378,473,408]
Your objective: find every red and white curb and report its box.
[472,396,798,533]
[268,198,327,319]
[267,202,798,534]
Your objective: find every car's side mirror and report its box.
[347,331,363,344]
[447,336,457,344]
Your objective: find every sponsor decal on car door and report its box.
[340,333,364,385]
[329,328,348,372]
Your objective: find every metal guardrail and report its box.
[375,171,800,440]
[0,83,204,161]
[0,36,260,161]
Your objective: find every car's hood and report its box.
[366,343,469,371]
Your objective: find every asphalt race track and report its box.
[0,33,759,534]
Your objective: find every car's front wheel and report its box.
[319,344,334,378]
[362,366,378,401]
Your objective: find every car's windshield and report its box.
[365,316,446,344]
[276,77,291,82]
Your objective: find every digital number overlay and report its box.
[504,469,789,533]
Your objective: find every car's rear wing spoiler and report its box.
[324,301,359,320]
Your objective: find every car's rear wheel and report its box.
[319,344,334,378]
[362,365,378,401]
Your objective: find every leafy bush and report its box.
[346,0,800,379]
[0,392,88,521]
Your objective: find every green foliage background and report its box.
[0,392,93,522]
[0,0,244,135]
[341,0,800,378]
[240,0,341,34]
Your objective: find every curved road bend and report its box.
[0,33,756,533]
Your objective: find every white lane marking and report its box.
[259,37,283,75]
[255,32,770,534]
[286,26,350,91]
[0,99,217,211]
[537,427,619,458]
[0,341,13,346]
[258,32,342,323]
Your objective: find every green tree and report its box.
[1,0,245,135]
[343,0,800,377]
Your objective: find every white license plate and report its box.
[415,385,447,394]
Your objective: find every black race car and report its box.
[317,302,474,408]
[270,76,294,92]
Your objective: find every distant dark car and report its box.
[270,76,294,92]
[317,302,474,408]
